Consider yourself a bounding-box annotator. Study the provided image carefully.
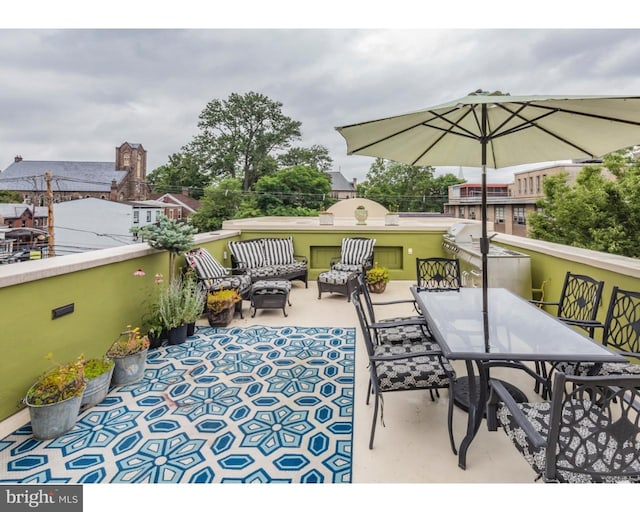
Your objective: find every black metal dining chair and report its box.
[351,288,458,453]
[416,257,461,291]
[488,372,640,483]
[529,271,605,397]
[549,286,640,380]
[354,272,428,344]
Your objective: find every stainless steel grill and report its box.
[442,222,532,298]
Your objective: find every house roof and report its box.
[150,193,201,213]
[0,203,48,219]
[328,171,356,192]
[0,160,126,192]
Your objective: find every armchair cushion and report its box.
[340,237,376,266]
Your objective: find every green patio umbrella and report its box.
[336,90,640,349]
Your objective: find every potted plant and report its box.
[80,356,114,410]
[365,262,390,293]
[23,354,86,440]
[318,209,334,225]
[385,204,400,226]
[131,214,197,282]
[206,289,242,327]
[107,326,150,386]
[182,270,205,336]
[157,277,190,345]
[354,204,368,225]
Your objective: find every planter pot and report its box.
[385,213,400,226]
[367,281,387,294]
[111,349,148,386]
[319,213,334,226]
[186,322,196,336]
[81,366,114,409]
[354,208,368,225]
[207,306,235,327]
[148,329,167,349]
[25,392,84,440]
[168,324,188,345]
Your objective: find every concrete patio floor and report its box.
[3,280,629,500]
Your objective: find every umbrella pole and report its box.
[481,106,489,352]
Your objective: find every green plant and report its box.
[82,356,114,380]
[131,215,197,281]
[182,270,205,323]
[157,278,187,329]
[365,263,390,285]
[207,289,242,314]
[107,326,150,357]
[356,205,366,210]
[25,354,86,406]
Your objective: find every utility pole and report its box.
[45,170,55,257]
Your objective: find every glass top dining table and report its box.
[410,286,626,469]
[411,287,626,363]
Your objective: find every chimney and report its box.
[352,178,358,187]
[181,187,189,196]
[14,155,23,162]
[109,179,118,201]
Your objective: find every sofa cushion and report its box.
[229,240,265,269]
[262,237,295,266]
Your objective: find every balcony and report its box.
[1,214,639,487]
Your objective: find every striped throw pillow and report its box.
[341,238,376,265]
[262,237,295,265]
[228,240,265,269]
[185,248,227,287]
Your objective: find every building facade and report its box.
[444,163,607,237]
[0,142,148,205]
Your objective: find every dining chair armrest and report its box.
[558,318,604,330]
[371,298,417,307]
[370,318,426,329]
[528,299,559,307]
[489,379,547,449]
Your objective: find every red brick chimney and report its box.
[109,179,118,201]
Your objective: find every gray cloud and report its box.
[1,28,640,183]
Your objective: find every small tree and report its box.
[131,215,197,281]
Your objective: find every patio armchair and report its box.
[351,288,457,453]
[184,248,252,317]
[330,237,376,274]
[488,372,640,483]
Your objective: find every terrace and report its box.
[1,209,639,487]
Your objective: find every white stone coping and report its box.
[0,230,240,288]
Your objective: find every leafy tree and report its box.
[253,165,332,215]
[0,190,21,203]
[529,152,640,257]
[360,158,464,211]
[185,91,302,192]
[190,178,244,232]
[277,145,333,171]
[147,152,209,199]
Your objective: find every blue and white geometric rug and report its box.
[0,326,354,484]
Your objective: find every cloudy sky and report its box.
[2,5,640,185]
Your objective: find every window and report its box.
[513,206,526,225]
[155,210,160,221]
[146,211,152,222]
[495,206,505,223]
[529,177,533,193]
[469,206,476,220]
[517,179,522,194]
[523,179,527,194]
[458,206,465,218]
[536,175,541,193]
[133,210,139,224]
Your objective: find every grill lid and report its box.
[445,222,482,243]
